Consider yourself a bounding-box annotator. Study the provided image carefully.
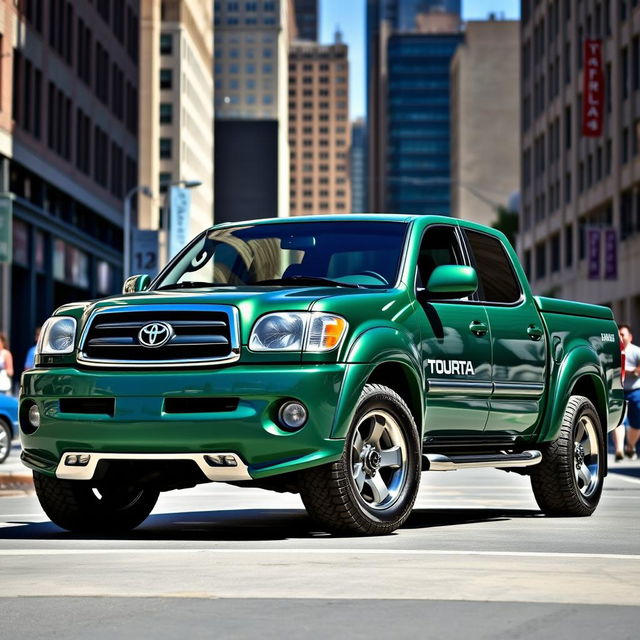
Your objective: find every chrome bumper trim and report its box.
[55,452,252,482]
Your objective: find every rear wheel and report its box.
[33,472,159,533]
[298,383,421,535]
[531,395,604,516]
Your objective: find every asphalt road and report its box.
[1,455,639,639]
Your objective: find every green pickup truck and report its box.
[20,215,625,535]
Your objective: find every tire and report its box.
[33,471,159,533]
[0,419,11,464]
[298,383,421,536]
[530,395,604,517]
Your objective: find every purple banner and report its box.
[587,228,601,280]
[604,228,618,280]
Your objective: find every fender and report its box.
[538,344,607,442]
[330,326,425,439]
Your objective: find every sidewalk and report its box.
[0,442,33,491]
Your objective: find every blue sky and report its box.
[319,0,521,120]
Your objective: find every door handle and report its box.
[527,324,544,341]
[469,320,488,337]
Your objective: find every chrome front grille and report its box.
[77,304,240,367]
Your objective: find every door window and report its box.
[464,230,521,304]
[416,225,465,291]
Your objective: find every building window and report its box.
[565,224,573,267]
[160,103,173,124]
[160,69,172,89]
[535,242,546,280]
[159,138,172,159]
[160,34,172,55]
[551,234,560,273]
[159,172,172,193]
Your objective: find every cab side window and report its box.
[464,230,521,304]
[416,226,464,290]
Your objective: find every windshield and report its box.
[152,221,408,290]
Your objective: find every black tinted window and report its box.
[416,226,464,290]
[465,230,521,303]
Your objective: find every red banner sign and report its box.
[582,39,604,137]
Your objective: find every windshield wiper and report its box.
[156,281,223,290]
[255,276,360,289]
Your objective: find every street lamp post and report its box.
[123,184,153,279]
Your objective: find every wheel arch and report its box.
[539,344,608,443]
[365,362,424,438]
[330,326,424,440]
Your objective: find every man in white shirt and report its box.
[618,324,640,461]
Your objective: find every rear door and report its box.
[416,225,492,437]
[462,229,546,435]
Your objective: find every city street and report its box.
[1,452,639,639]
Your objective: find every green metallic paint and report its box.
[22,214,625,485]
[426,265,478,296]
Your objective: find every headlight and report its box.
[37,317,77,355]
[249,312,347,352]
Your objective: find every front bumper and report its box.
[20,364,350,481]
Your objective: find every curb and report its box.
[0,471,34,491]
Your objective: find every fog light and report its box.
[28,404,41,428]
[65,454,91,467]
[204,454,238,467]
[278,401,308,431]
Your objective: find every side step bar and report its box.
[424,450,542,471]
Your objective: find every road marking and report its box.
[609,473,640,485]
[1,548,640,560]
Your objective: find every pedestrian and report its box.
[618,324,640,461]
[24,326,41,370]
[0,333,14,396]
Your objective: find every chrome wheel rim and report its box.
[574,415,600,498]
[350,409,408,510]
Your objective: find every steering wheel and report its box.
[355,270,389,285]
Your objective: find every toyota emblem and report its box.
[138,322,174,348]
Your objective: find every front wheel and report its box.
[298,383,421,535]
[530,395,604,517]
[33,472,159,533]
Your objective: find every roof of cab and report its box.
[211,213,453,229]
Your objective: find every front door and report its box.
[463,229,546,435]
[416,225,492,438]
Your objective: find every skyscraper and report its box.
[519,0,640,327]
[213,0,293,223]
[293,0,318,41]
[450,20,520,225]
[1,0,140,369]
[288,34,351,216]
[366,0,461,213]
[139,0,214,241]
[350,118,367,213]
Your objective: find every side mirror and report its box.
[426,265,478,298]
[122,274,151,294]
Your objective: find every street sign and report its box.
[168,186,192,260]
[0,195,12,264]
[131,229,160,279]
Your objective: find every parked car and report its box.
[20,215,625,534]
[0,394,19,464]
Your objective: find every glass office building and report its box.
[386,33,462,215]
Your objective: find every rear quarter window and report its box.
[464,230,521,304]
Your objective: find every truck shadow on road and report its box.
[0,506,542,541]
